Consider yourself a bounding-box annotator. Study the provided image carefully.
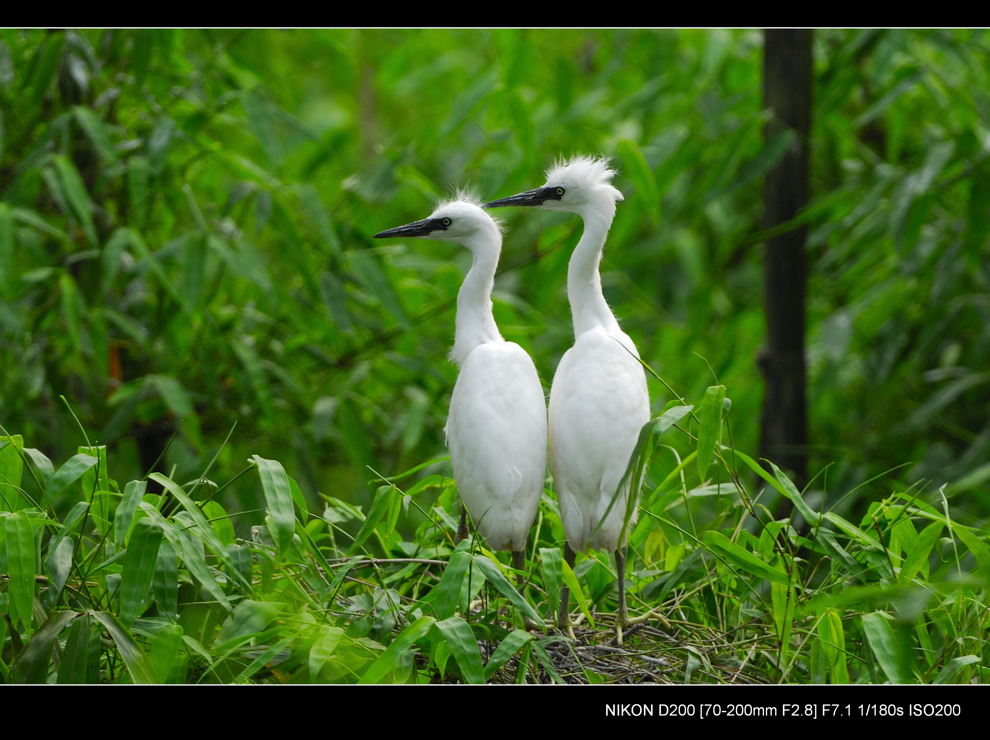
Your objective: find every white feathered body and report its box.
[447,340,547,552]
[549,326,649,552]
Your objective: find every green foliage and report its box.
[1,379,986,683]
[0,29,988,683]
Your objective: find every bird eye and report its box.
[442,218,452,226]
[555,187,565,196]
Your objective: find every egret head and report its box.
[484,155,623,214]
[374,195,502,246]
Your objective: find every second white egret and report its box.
[485,156,652,641]
[374,197,547,590]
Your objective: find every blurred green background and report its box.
[2,28,988,533]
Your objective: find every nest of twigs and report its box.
[483,613,775,684]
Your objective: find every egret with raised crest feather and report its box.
[374,197,547,592]
[485,156,653,641]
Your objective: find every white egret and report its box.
[374,197,547,592]
[485,156,652,641]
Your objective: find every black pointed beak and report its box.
[483,186,562,209]
[374,217,448,239]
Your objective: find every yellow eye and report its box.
[556,187,565,196]
[442,218,452,226]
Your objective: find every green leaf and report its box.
[72,106,117,164]
[57,613,94,684]
[358,615,434,684]
[346,249,409,328]
[10,610,78,683]
[243,89,283,168]
[5,508,36,631]
[434,616,485,684]
[52,154,97,245]
[146,115,175,175]
[153,538,179,618]
[296,183,342,256]
[118,518,164,626]
[347,484,394,556]
[41,453,98,507]
[769,460,821,527]
[44,534,74,602]
[861,611,909,684]
[251,455,296,553]
[113,479,148,546]
[149,474,233,610]
[472,552,544,628]
[309,625,345,679]
[696,384,725,480]
[147,624,185,683]
[618,139,661,225]
[433,549,472,620]
[483,629,535,681]
[539,546,562,619]
[0,435,29,511]
[91,610,158,684]
[954,524,990,575]
[898,520,941,583]
[0,202,13,297]
[703,530,791,585]
[216,599,284,648]
[932,655,981,685]
[27,33,65,106]
[816,607,849,684]
[58,272,85,354]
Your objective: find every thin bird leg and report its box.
[558,542,577,639]
[614,545,668,645]
[513,550,539,630]
[457,507,468,542]
[512,550,526,589]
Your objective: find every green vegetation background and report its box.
[1,29,988,684]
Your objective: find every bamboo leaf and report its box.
[57,613,94,684]
[357,615,434,684]
[769,460,821,527]
[243,89,283,168]
[861,611,909,684]
[539,546,562,618]
[91,610,158,684]
[52,154,97,244]
[309,625,345,679]
[472,552,543,627]
[147,624,185,683]
[703,530,791,584]
[72,106,116,164]
[113,479,148,546]
[434,616,485,684]
[44,534,74,602]
[483,629,535,681]
[899,520,941,583]
[118,518,164,626]
[696,384,725,480]
[0,434,29,511]
[618,139,661,225]
[5,508,36,631]
[250,455,296,553]
[41,453,98,507]
[216,599,284,648]
[433,549,472,620]
[10,610,78,683]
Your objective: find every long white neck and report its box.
[451,229,504,366]
[567,196,622,337]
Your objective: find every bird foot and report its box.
[622,607,669,629]
[613,608,668,644]
[522,615,541,631]
[557,612,584,640]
